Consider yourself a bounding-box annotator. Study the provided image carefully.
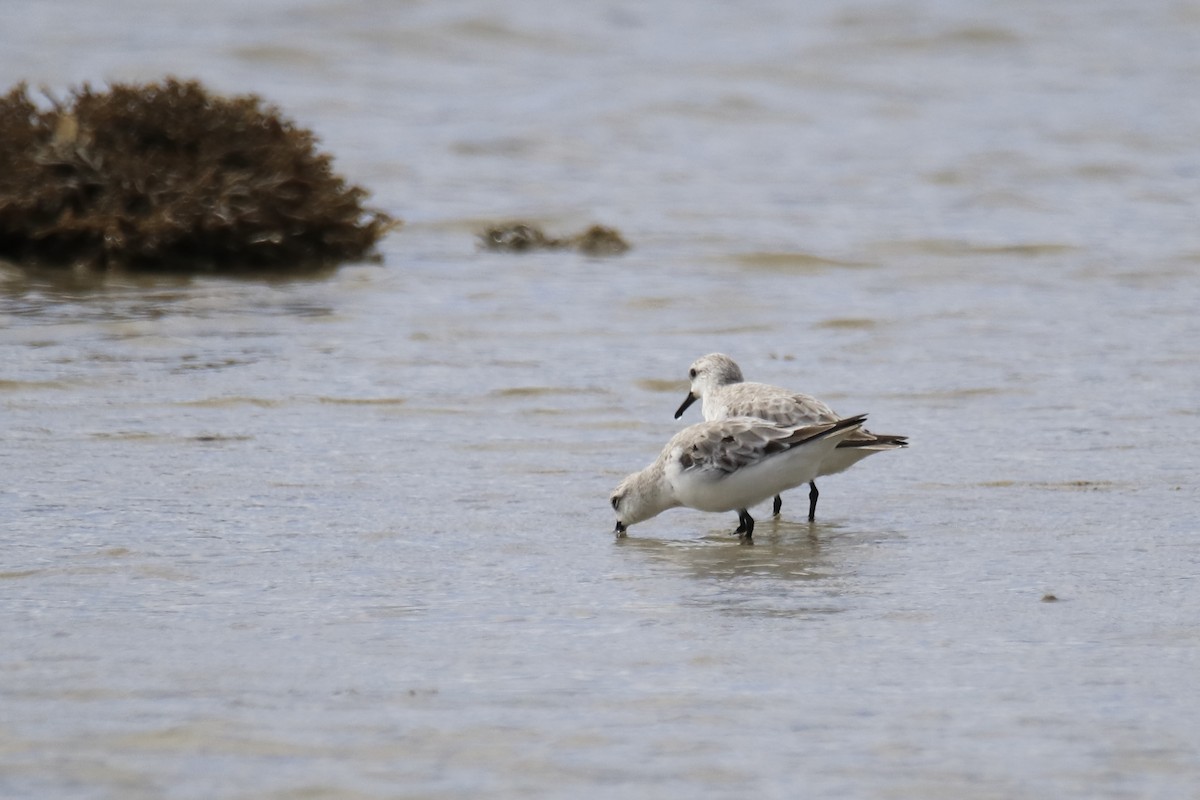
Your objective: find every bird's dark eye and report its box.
[688,368,697,379]
[611,495,620,510]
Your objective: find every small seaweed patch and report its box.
[977,480,1117,491]
[489,386,596,398]
[635,378,688,393]
[480,222,629,256]
[814,317,878,330]
[0,79,396,272]
[736,251,872,272]
[573,224,630,256]
[480,223,554,252]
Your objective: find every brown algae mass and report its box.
[480,223,629,256]
[573,224,630,256]
[0,79,396,271]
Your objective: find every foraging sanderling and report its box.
[675,353,907,521]
[611,414,867,540]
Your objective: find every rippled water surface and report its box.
[3,1,1200,798]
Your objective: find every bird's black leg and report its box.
[772,494,782,517]
[736,509,755,540]
[807,481,819,522]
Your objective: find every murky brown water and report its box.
[4,1,1200,797]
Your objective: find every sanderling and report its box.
[674,353,907,521]
[611,414,867,540]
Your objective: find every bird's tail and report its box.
[836,432,908,450]
[783,413,868,448]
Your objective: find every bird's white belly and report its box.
[817,446,877,477]
[668,440,835,512]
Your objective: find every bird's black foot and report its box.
[807,482,819,522]
[735,508,755,540]
[772,494,782,517]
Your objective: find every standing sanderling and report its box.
[674,353,907,521]
[611,414,867,540]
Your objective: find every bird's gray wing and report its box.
[674,418,823,475]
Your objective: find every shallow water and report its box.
[3,1,1200,798]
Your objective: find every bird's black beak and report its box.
[614,521,627,537]
[674,391,698,419]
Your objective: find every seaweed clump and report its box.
[480,223,629,256]
[0,79,396,271]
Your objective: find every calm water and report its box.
[3,1,1200,798]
